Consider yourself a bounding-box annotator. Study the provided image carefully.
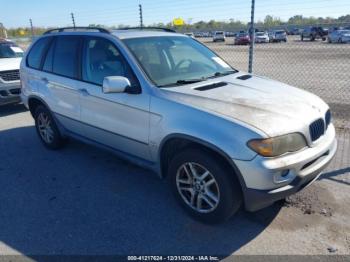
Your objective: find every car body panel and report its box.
[20,29,337,212]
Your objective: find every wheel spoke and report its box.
[205,178,215,187]
[188,163,199,179]
[205,189,219,205]
[178,178,191,185]
[196,194,203,210]
[199,170,210,181]
[201,194,215,208]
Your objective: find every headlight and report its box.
[247,133,307,157]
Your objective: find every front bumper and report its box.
[235,124,337,211]
[0,81,21,106]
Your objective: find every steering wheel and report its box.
[174,59,193,72]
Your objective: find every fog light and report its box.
[274,170,292,184]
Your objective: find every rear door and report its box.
[41,35,83,134]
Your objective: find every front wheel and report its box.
[168,148,242,224]
[34,105,66,149]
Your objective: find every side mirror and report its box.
[103,76,131,94]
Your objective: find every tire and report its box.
[338,38,342,43]
[328,37,332,43]
[168,148,242,224]
[34,105,66,150]
[301,35,304,41]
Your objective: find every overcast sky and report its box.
[1,0,349,28]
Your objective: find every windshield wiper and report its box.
[158,78,205,88]
[208,70,238,79]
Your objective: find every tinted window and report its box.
[53,36,80,78]
[82,37,137,86]
[43,39,55,72]
[27,37,52,69]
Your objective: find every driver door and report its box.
[78,36,151,160]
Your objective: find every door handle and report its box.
[78,88,90,96]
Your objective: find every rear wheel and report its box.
[34,105,66,149]
[168,148,242,224]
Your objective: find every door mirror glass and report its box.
[102,76,131,94]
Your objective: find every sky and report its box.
[0,0,349,28]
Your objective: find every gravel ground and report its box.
[0,104,349,258]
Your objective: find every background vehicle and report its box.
[0,38,24,106]
[328,30,350,43]
[269,30,287,42]
[213,31,225,42]
[255,32,269,43]
[21,27,337,224]
[184,32,195,38]
[301,26,328,41]
[234,32,250,45]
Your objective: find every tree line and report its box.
[4,14,350,38]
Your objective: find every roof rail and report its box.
[44,27,110,35]
[117,27,176,33]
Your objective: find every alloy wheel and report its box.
[176,162,220,213]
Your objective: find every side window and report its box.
[27,37,52,69]
[82,37,137,86]
[43,39,55,72]
[52,36,80,78]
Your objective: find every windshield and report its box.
[0,43,24,58]
[123,36,237,87]
[256,32,265,36]
[275,31,285,34]
[216,32,224,35]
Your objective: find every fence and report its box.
[3,0,350,129]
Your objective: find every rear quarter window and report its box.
[27,37,52,69]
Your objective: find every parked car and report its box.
[21,27,337,223]
[290,28,302,35]
[184,32,195,38]
[269,30,287,42]
[213,31,225,42]
[255,32,269,43]
[301,26,327,41]
[328,30,350,43]
[0,38,24,106]
[234,32,250,45]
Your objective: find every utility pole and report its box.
[29,19,34,38]
[139,4,143,29]
[71,12,76,28]
[0,23,7,38]
[248,0,255,73]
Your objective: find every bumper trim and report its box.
[244,138,337,211]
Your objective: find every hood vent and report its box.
[194,82,227,91]
[237,75,252,80]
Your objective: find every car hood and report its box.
[0,58,22,71]
[160,73,329,137]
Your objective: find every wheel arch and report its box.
[27,95,51,117]
[158,133,248,191]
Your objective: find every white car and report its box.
[184,32,195,38]
[328,30,350,43]
[213,31,225,42]
[255,32,269,43]
[0,39,24,105]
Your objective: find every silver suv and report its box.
[20,27,337,223]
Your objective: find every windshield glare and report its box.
[123,36,236,87]
[0,43,24,58]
